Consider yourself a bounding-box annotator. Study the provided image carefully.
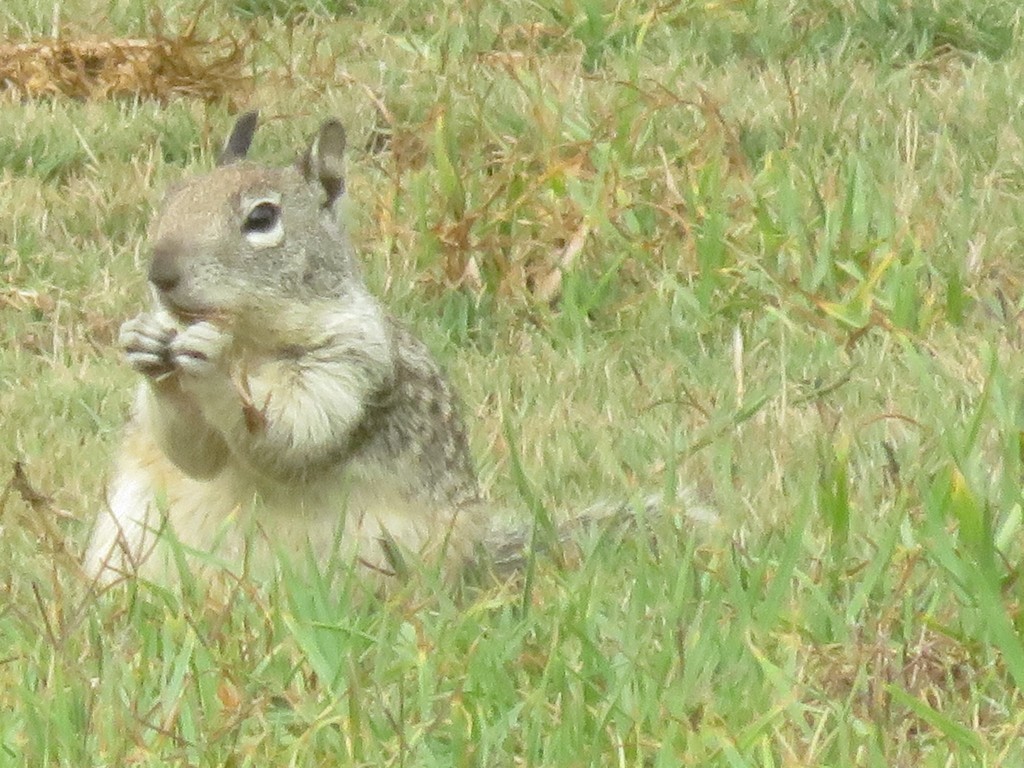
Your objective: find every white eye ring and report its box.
[241,195,284,248]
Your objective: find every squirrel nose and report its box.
[148,241,181,292]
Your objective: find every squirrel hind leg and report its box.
[84,470,165,585]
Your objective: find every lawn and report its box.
[3,0,1024,764]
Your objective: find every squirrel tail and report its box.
[477,489,719,578]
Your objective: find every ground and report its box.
[3,1,1024,765]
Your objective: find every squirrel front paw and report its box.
[169,321,231,378]
[120,313,178,379]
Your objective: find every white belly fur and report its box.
[85,425,477,586]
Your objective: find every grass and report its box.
[4,0,1024,764]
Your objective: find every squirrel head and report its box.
[147,112,362,334]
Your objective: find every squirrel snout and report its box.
[149,241,182,292]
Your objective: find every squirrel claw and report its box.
[170,321,230,377]
[120,313,177,378]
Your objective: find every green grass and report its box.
[4,0,1024,764]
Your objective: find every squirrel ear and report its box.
[299,119,347,207]
[217,110,259,166]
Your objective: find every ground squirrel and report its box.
[86,113,712,587]
[85,112,490,585]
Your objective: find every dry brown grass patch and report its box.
[0,21,251,105]
[799,617,983,735]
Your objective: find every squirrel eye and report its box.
[243,201,280,234]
